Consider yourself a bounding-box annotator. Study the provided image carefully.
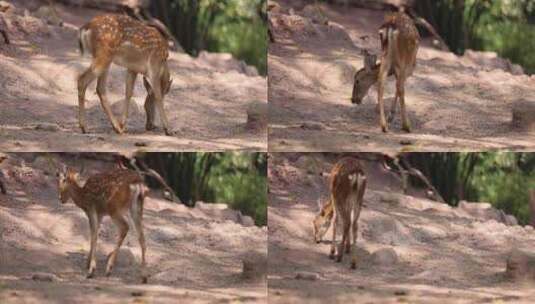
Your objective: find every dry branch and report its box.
[399,157,446,203]
[130,157,183,204]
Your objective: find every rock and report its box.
[295,155,320,174]
[511,100,535,133]
[31,272,60,282]
[503,213,518,226]
[505,248,535,281]
[365,213,415,245]
[197,51,258,76]
[32,156,54,174]
[300,5,328,25]
[458,200,503,222]
[196,201,242,223]
[394,290,408,296]
[34,123,60,132]
[370,248,398,266]
[238,214,255,227]
[246,101,268,131]
[510,64,524,76]
[300,122,323,131]
[295,271,320,281]
[33,5,63,27]
[462,49,525,75]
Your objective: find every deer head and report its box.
[351,52,379,104]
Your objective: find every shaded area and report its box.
[268,1,535,152]
[268,153,535,303]
[0,153,267,303]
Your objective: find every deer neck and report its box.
[67,180,88,210]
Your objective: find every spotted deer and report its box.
[57,166,148,282]
[313,157,367,269]
[351,12,420,132]
[78,14,173,135]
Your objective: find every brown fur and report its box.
[58,167,148,282]
[330,158,366,269]
[313,157,367,269]
[352,12,419,132]
[77,14,173,135]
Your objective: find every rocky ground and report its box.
[268,153,535,303]
[268,0,535,152]
[0,0,267,152]
[0,153,267,303]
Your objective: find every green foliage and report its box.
[150,0,267,75]
[142,153,267,226]
[408,153,535,225]
[415,0,535,74]
[461,153,535,225]
[206,155,267,226]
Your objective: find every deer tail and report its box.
[78,24,91,56]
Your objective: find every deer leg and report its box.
[129,186,147,283]
[143,77,156,131]
[105,213,129,276]
[337,220,350,263]
[345,233,351,254]
[86,209,100,278]
[377,55,392,133]
[398,77,411,132]
[77,67,98,134]
[148,74,172,136]
[0,29,9,44]
[329,209,337,260]
[351,177,366,269]
[96,67,123,134]
[121,70,138,130]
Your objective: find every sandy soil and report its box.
[0,1,267,152]
[268,153,535,303]
[0,153,267,303]
[268,1,535,152]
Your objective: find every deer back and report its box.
[330,158,365,216]
[82,169,144,214]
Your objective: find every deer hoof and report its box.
[86,269,95,279]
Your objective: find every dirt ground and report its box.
[0,1,267,152]
[0,153,267,303]
[268,1,535,152]
[268,153,535,303]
